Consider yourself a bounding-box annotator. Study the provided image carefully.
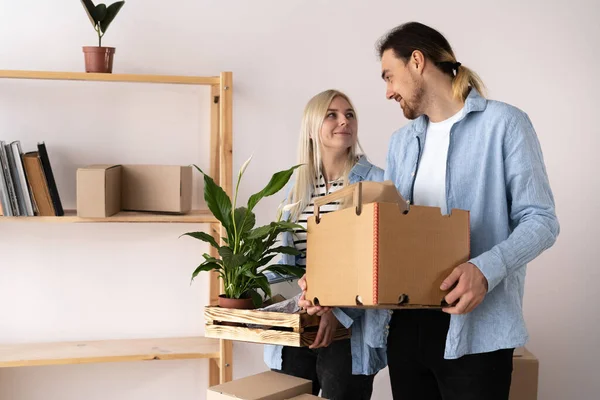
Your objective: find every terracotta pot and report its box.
[218,295,255,310]
[82,46,116,73]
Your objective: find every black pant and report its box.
[276,339,375,400]
[388,309,514,400]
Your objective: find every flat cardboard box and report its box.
[121,165,192,213]
[76,165,122,217]
[305,181,470,308]
[207,371,312,400]
[510,347,539,400]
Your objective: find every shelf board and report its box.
[0,209,218,223]
[0,336,221,368]
[0,70,220,85]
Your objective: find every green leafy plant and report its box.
[182,156,306,307]
[80,0,125,47]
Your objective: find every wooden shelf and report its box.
[0,336,221,368]
[0,70,220,85]
[0,209,218,223]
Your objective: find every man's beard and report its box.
[401,80,425,120]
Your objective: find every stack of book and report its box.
[0,141,63,217]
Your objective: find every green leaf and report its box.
[248,290,263,308]
[100,1,125,33]
[94,4,107,22]
[247,164,302,211]
[80,0,98,26]
[267,246,301,256]
[193,165,232,232]
[180,231,219,249]
[234,207,256,236]
[191,262,221,282]
[255,275,272,299]
[255,254,277,269]
[218,246,247,268]
[272,220,305,231]
[246,224,272,240]
[263,264,306,279]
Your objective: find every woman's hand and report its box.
[309,311,340,349]
[297,274,330,316]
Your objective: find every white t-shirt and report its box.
[413,107,464,215]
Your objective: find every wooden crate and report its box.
[204,306,351,347]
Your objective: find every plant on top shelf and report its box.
[80,0,125,73]
[181,156,306,309]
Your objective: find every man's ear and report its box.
[410,50,426,75]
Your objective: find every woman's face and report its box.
[318,96,358,153]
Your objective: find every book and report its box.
[37,142,63,216]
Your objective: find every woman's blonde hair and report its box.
[288,89,364,222]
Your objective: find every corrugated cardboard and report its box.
[76,165,122,217]
[121,165,192,213]
[305,181,470,308]
[207,371,312,400]
[510,347,539,400]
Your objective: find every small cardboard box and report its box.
[510,347,539,400]
[76,165,122,217]
[207,371,312,400]
[305,181,470,308]
[121,165,192,213]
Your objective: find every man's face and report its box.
[381,49,425,120]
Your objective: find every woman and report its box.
[263,89,386,399]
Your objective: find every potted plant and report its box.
[182,157,306,309]
[80,0,125,73]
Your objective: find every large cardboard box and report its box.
[207,371,312,400]
[121,165,192,213]
[305,181,470,308]
[510,347,539,400]
[76,164,122,217]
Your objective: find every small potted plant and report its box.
[80,0,125,73]
[182,157,306,309]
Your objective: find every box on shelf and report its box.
[204,296,350,347]
[207,371,312,400]
[76,164,122,218]
[305,180,470,309]
[510,347,539,400]
[121,165,192,213]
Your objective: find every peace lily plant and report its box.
[182,156,305,309]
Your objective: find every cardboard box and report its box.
[305,181,470,308]
[286,395,323,399]
[207,371,312,400]
[510,347,539,400]
[121,165,192,213]
[76,165,122,217]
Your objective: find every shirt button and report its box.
[411,171,415,177]
[385,325,390,330]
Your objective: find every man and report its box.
[376,21,559,399]
[300,21,559,399]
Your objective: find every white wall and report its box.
[0,0,598,399]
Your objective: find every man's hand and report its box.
[297,274,330,316]
[441,262,488,315]
[309,311,340,349]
